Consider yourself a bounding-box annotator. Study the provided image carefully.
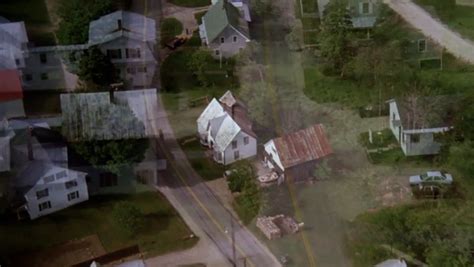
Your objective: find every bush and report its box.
[112,201,145,235]
[161,18,184,47]
[227,162,254,193]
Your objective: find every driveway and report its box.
[385,0,474,64]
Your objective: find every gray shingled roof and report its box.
[202,0,249,43]
[60,92,146,141]
[88,11,156,44]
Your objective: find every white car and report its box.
[409,171,453,185]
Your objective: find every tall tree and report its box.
[187,49,213,86]
[77,46,118,89]
[318,0,352,76]
[57,0,114,45]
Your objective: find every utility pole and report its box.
[230,209,236,267]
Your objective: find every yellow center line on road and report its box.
[144,1,258,266]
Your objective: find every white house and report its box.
[388,96,457,156]
[18,11,157,90]
[0,20,29,71]
[14,163,88,220]
[9,125,88,220]
[199,0,251,58]
[263,124,332,182]
[197,91,257,165]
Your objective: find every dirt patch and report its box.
[375,176,413,207]
[13,235,106,267]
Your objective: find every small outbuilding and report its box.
[263,124,332,182]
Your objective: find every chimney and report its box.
[117,19,122,30]
[27,126,33,161]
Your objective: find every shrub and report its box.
[160,18,184,47]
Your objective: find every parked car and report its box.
[165,37,187,50]
[409,171,453,185]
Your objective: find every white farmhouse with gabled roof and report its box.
[197,91,257,165]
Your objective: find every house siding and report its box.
[208,26,249,58]
[221,131,256,165]
[24,172,89,219]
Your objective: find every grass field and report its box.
[0,0,56,45]
[415,0,474,41]
[0,192,197,259]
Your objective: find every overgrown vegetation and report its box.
[160,18,184,47]
[72,139,149,174]
[161,49,238,92]
[77,46,119,89]
[56,0,115,45]
[350,202,474,266]
[228,161,261,224]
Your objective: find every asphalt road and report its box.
[148,92,281,267]
[385,0,474,64]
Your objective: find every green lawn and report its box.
[161,17,184,47]
[168,0,211,7]
[367,148,436,167]
[178,137,225,180]
[0,192,197,259]
[359,129,398,150]
[303,67,373,107]
[161,49,238,92]
[415,0,474,41]
[0,0,56,45]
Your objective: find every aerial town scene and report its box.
[0,0,473,266]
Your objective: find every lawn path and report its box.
[385,0,474,64]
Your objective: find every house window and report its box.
[127,67,136,74]
[56,170,67,180]
[217,152,223,161]
[234,150,240,160]
[24,74,33,81]
[67,191,79,201]
[233,36,237,43]
[100,172,118,187]
[15,58,20,66]
[36,188,49,200]
[40,73,48,80]
[137,66,147,73]
[65,180,78,189]
[38,201,51,211]
[418,39,427,52]
[411,134,420,143]
[361,2,371,14]
[215,50,220,56]
[107,49,122,59]
[244,136,249,145]
[232,140,237,149]
[126,48,141,59]
[221,37,225,43]
[39,53,47,64]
